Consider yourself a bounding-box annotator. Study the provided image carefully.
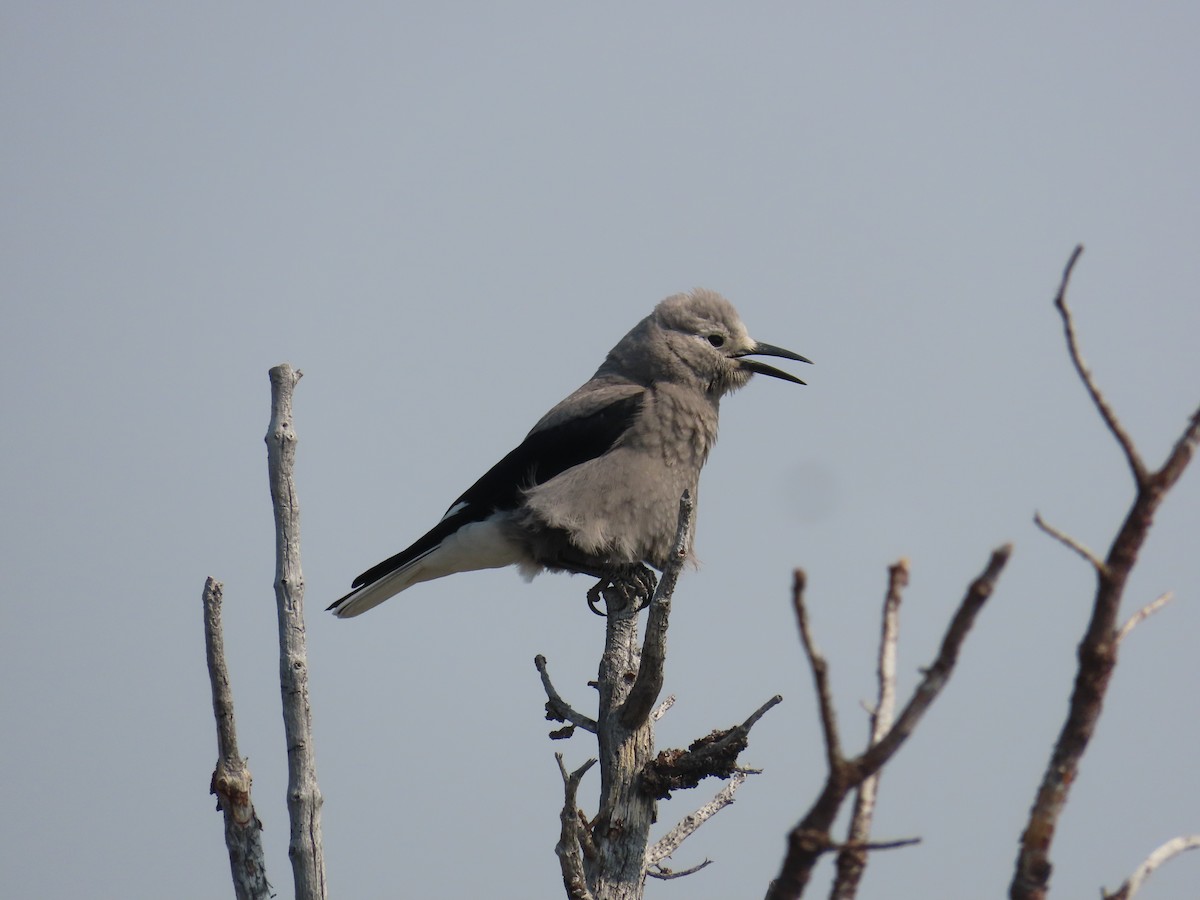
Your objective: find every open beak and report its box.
[735,341,813,385]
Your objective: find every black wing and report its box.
[346,392,645,591]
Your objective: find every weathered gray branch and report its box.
[1116,591,1174,644]
[1102,835,1200,900]
[555,754,598,900]
[619,491,693,729]
[547,491,771,899]
[536,654,598,735]
[266,363,327,900]
[1010,250,1200,900]
[584,493,693,900]
[832,558,906,900]
[646,768,754,871]
[203,576,272,900]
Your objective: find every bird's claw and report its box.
[586,581,607,616]
[587,565,658,616]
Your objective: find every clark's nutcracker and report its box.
[329,288,809,618]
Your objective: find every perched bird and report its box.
[329,288,809,618]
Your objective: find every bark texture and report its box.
[266,363,327,900]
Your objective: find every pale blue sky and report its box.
[3,4,1198,898]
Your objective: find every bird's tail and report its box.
[327,556,433,618]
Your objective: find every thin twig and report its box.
[833,558,907,900]
[1116,592,1175,643]
[536,655,598,734]
[842,836,922,853]
[1102,834,1200,900]
[647,859,714,879]
[1051,245,1147,485]
[860,545,1011,776]
[203,577,272,900]
[793,569,843,769]
[1034,511,1108,575]
[652,695,676,722]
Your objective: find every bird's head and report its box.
[603,288,811,396]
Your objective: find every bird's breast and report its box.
[631,384,720,468]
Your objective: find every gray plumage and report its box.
[330,288,809,618]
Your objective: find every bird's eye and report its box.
[707,334,725,348]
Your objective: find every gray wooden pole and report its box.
[266,363,327,900]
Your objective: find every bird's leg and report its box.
[531,534,658,615]
[600,564,658,613]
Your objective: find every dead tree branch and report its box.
[266,363,327,900]
[1032,511,1107,575]
[647,858,714,879]
[584,493,693,900]
[619,491,694,729]
[646,768,755,872]
[831,558,907,900]
[1102,835,1200,900]
[203,576,272,900]
[545,492,772,899]
[641,697,780,799]
[1051,244,1147,483]
[1011,250,1200,900]
[536,654,598,736]
[555,754,598,900]
[1116,591,1175,644]
[768,545,1011,900]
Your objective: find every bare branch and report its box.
[769,545,1010,900]
[266,363,326,900]
[1051,245,1147,485]
[842,837,922,853]
[1116,591,1175,643]
[587,558,663,895]
[651,695,676,722]
[620,491,694,729]
[833,558,907,900]
[1012,253,1200,900]
[203,577,272,900]
[793,569,843,768]
[859,544,1011,775]
[536,655,598,734]
[1152,405,1200,493]
[647,859,714,880]
[555,754,598,900]
[1034,511,1107,575]
[1102,835,1200,900]
[647,769,753,867]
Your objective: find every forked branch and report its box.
[1011,251,1200,900]
[768,545,1011,900]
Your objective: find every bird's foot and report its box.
[586,565,658,616]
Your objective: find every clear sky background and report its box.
[3,4,1198,899]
